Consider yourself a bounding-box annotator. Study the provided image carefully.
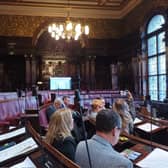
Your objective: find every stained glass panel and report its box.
[158,32,166,53]
[147,15,165,34]
[159,75,166,101]
[149,76,158,100]
[148,36,156,56]
[148,57,157,75]
[158,55,166,74]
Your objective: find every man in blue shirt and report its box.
[75,109,133,168]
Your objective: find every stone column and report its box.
[90,56,96,90]
[31,56,37,85]
[25,54,32,89]
[85,58,90,90]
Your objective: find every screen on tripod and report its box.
[50,77,71,90]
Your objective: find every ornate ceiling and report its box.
[0,0,143,19]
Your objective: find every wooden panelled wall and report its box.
[0,0,168,92]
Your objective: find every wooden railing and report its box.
[138,106,168,126]
[27,121,80,168]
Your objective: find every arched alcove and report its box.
[33,23,87,89]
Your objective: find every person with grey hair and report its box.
[46,98,64,122]
[75,109,133,168]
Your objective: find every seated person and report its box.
[96,97,106,109]
[62,96,71,108]
[46,99,64,122]
[75,109,133,168]
[62,95,76,110]
[86,99,104,120]
[125,90,136,120]
[45,108,76,161]
[113,99,134,134]
[84,99,105,138]
[96,96,112,109]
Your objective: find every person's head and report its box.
[126,90,133,101]
[54,99,63,109]
[113,99,129,114]
[97,97,106,109]
[62,96,70,106]
[96,109,122,145]
[45,108,73,144]
[91,99,104,112]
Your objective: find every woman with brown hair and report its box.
[113,99,134,134]
[45,108,76,161]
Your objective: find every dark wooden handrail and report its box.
[138,107,168,126]
[89,118,168,151]
[122,132,168,151]
[26,122,80,168]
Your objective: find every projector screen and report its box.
[50,77,71,90]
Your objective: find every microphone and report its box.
[146,95,154,150]
[16,88,22,113]
[74,89,81,113]
[32,85,38,98]
[74,89,92,168]
[17,88,22,98]
[74,89,81,102]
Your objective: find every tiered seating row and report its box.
[0,97,37,121]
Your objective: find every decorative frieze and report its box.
[0,15,123,39]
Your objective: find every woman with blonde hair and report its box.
[113,99,133,134]
[45,108,76,161]
[89,99,104,119]
[84,99,104,138]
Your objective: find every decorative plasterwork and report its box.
[0,15,123,40]
[0,0,142,19]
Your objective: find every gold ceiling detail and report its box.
[0,15,123,39]
[0,0,143,19]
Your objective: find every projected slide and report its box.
[50,77,71,90]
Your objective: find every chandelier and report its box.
[48,10,89,41]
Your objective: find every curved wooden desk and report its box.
[26,122,80,168]
[138,106,168,125]
[0,122,80,168]
[135,108,168,146]
[88,117,168,166]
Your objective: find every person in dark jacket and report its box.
[46,98,64,122]
[45,108,76,161]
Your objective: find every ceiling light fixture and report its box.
[48,1,89,41]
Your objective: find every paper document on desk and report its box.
[0,137,38,162]
[0,127,26,141]
[10,156,36,168]
[9,126,16,130]
[136,148,168,168]
[133,118,142,124]
[137,123,159,132]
